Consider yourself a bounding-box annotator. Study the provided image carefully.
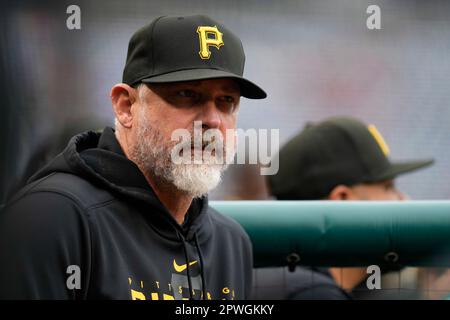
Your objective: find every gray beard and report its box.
[129,109,231,198]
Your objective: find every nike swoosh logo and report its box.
[173,259,198,272]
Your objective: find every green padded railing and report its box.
[210,201,450,267]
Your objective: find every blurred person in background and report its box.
[252,116,433,299]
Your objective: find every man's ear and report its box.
[110,83,138,129]
[328,185,355,200]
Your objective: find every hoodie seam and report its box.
[20,188,118,218]
[20,172,116,213]
[21,188,90,211]
[5,172,59,208]
[85,198,118,211]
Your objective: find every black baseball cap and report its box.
[269,117,434,200]
[122,15,266,99]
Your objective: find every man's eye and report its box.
[217,96,238,113]
[219,96,236,104]
[178,90,196,98]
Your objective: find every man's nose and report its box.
[199,100,222,129]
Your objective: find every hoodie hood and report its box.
[28,127,212,243]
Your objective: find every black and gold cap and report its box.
[269,117,434,200]
[122,15,266,99]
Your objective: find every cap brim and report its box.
[141,69,267,99]
[372,159,434,182]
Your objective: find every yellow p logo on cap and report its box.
[197,26,224,59]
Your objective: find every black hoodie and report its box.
[0,127,253,300]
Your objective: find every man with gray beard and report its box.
[0,15,266,299]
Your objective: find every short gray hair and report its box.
[136,83,148,103]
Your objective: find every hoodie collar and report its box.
[80,127,152,191]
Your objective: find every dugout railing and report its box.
[211,201,450,268]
